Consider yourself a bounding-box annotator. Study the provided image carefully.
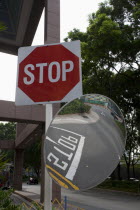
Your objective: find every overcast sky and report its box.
[0,0,102,102]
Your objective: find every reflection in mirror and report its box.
[44,94,126,191]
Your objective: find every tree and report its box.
[0,122,16,140]
[131,149,140,178]
[24,139,41,179]
[0,189,20,210]
[124,110,140,179]
[64,0,140,103]
[0,153,7,172]
[0,122,16,161]
[64,0,140,180]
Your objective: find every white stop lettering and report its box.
[23,60,74,85]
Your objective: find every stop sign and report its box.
[15,41,82,105]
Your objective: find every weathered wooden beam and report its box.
[0,140,15,149]
[0,100,45,123]
[15,123,43,149]
[0,101,60,149]
[0,101,60,123]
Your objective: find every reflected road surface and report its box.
[45,104,125,190]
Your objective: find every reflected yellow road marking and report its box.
[46,164,79,190]
[49,172,69,189]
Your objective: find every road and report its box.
[45,104,126,190]
[22,183,140,210]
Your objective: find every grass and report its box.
[115,120,126,137]
[134,164,140,169]
[97,179,140,193]
[59,99,91,115]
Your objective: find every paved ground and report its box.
[63,188,140,210]
[14,183,140,210]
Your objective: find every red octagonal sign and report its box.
[15,41,82,105]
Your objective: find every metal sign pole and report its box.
[44,1,60,209]
[44,0,53,209]
[44,104,53,209]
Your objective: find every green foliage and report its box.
[0,122,16,162]
[0,189,44,209]
[0,21,7,31]
[0,153,9,184]
[0,153,8,172]
[59,99,91,115]
[64,0,140,180]
[64,0,140,123]
[64,0,140,96]
[0,189,20,210]
[115,120,126,137]
[0,122,16,140]
[24,139,41,179]
[98,179,140,193]
[123,109,140,179]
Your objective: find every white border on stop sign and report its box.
[15,40,82,106]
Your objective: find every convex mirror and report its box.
[44,94,126,191]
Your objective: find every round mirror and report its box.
[44,94,126,191]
